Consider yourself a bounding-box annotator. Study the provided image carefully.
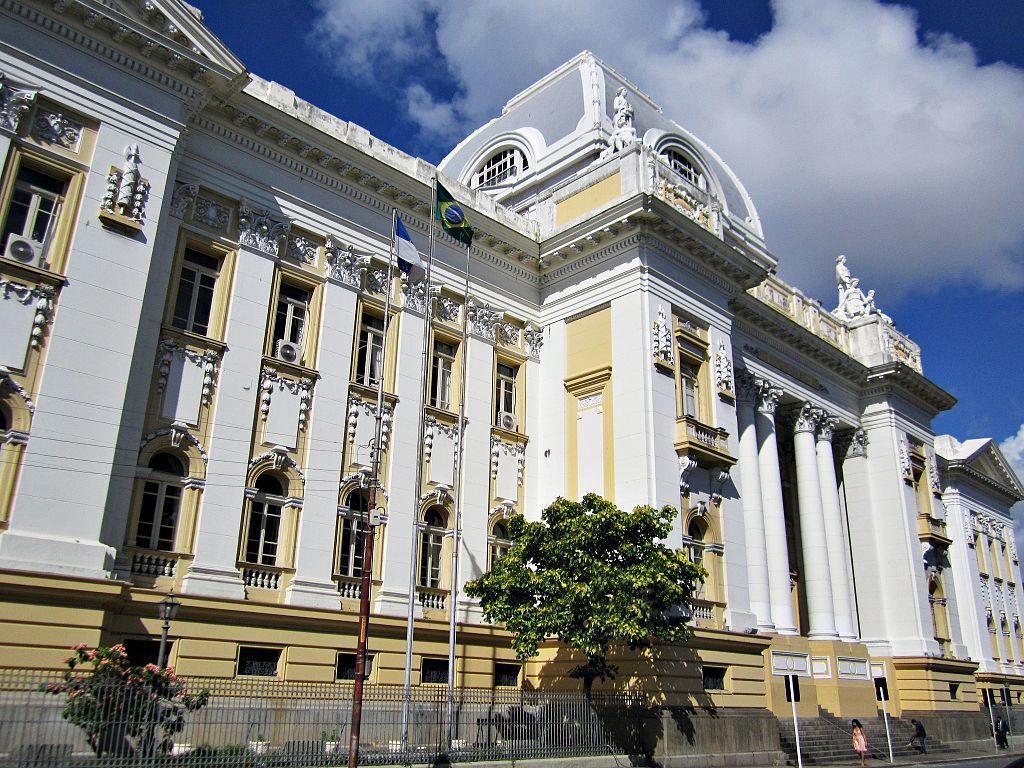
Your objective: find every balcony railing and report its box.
[130,550,179,577]
[242,564,282,590]
[336,576,361,600]
[417,586,448,611]
[675,415,734,466]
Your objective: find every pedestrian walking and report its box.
[907,718,927,753]
[851,719,868,768]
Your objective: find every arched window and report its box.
[663,148,705,190]
[686,519,705,568]
[244,473,286,566]
[419,507,448,589]
[135,453,185,551]
[472,148,528,189]
[489,521,512,569]
[0,406,8,433]
[338,490,369,578]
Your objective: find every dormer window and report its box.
[663,148,705,190]
[473,148,527,189]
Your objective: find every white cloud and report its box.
[999,425,1024,570]
[310,0,1024,301]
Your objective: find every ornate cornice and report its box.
[941,460,1024,504]
[862,362,956,415]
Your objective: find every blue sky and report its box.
[198,0,1024,476]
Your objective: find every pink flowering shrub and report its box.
[42,644,209,757]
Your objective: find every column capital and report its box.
[837,428,869,458]
[736,369,758,405]
[792,402,821,434]
[754,377,784,415]
[815,411,838,443]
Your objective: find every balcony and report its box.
[675,415,734,467]
[417,587,448,611]
[689,598,726,630]
[242,564,282,591]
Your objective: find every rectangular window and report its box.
[419,529,443,589]
[273,282,310,350]
[1,165,66,266]
[494,662,521,688]
[421,657,449,684]
[338,517,366,578]
[245,500,281,565]
[679,360,700,420]
[430,340,456,410]
[123,638,163,667]
[336,652,373,681]
[237,646,281,677]
[171,249,220,336]
[135,480,181,551]
[702,665,726,691]
[355,313,385,387]
[494,363,517,426]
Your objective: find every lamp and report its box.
[157,589,181,669]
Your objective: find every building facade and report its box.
[1,0,1022,738]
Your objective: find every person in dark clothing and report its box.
[907,719,927,753]
[996,716,1009,749]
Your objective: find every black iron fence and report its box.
[0,669,642,766]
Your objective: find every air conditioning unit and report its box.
[4,236,46,268]
[274,339,302,364]
[498,410,516,431]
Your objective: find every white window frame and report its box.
[494,362,517,425]
[430,339,456,410]
[244,480,285,566]
[135,476,183,551]
[171,249,219,336]
[274,282,310,348]
[419,508,447,589]
[2,166,65,257]
[473,148,526,189]
[355,312,386,387]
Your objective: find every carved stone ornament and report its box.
[423,416,460,464]
[400,272,427,313]
[32,109,82,150]
[193,195,231,232]
[656,175,723,238]
[325,237,363,286]
[496,321,521,347]
[238,199,290,255]
[490,435,527,485]
[100,144,150,225]
[155,339,220,406]
[832,255,893,325]
[755,378,783,415]
[966,511,977,548]
[346,394,393,453]
[678,454,698,495]
[815,412,837,443]
[845,428,868,459]
[0,72,38,133]
[0,278,54,349]
[259,367,314,431]
[0,366,35,414]
[899,437,912,479]
[435,296,461,323]
[287,235,319,266]
[523,323,544,359]
[365,267,389,297]
[792,402,820,434]
[140,425,209,465]
[491,501,516,520]
[248,445,305,484]
[169,182,198,220]
[652,305,672,363]
[734,369,757,404]
[467,298,501,341]
[927,450,942,494]
[601,86,638,157]
[711,469,730,506]
[714,341,734,394]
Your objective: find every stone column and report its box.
[816,413,856,639]
[755,378,797,635]
[737,372,774,631]
[793,403,838,640]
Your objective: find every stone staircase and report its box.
[777,708,957,765]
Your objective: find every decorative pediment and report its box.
[936,435,1024,501]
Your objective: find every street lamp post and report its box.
[157,590,181,669]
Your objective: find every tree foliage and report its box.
[42,644,209,757]
[465,493,705,689]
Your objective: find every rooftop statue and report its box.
[833,254,893,324]
[602,87,639,157]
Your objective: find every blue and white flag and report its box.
[394,214,425,282]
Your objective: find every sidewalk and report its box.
[757,742,1024,767]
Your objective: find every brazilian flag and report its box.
[435,180,474,248]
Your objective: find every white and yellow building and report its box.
[0,0,1022,750]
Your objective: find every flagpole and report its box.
[402,185,438,748]
[347,209,397,768]
[446,237,471,750]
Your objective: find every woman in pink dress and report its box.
[851,719,868,767]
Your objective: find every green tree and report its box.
[42,644,209,757]
[465,493,705,693]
